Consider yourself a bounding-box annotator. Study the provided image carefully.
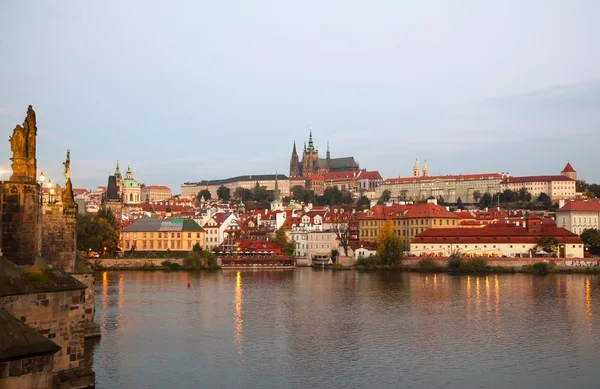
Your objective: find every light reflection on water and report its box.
[89,270,600,389]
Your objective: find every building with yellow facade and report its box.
[356,203,459,247]
[121,218,205,252]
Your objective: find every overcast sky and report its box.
[1,1,599,192]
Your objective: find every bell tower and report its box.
[289,141,300,177]
[412,159,421,177]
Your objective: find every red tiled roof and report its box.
[414,224,581,244]
[358,171,382,180]
[145,185,171,191]
[561,163,576,173]
[73,188,88,195]
[323,171,361,181]
[557,201,600,212]
[503,175,574,184]
[306,175,324,181]
[402,203,459,219]
[385,173,504,184]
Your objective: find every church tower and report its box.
[302,128,319,177]
[114,161,123,196]
[412,159,421,177]
[422,160,429,177]
[560,162,577,181]
[326,141,330,160]
[289,141,300,177]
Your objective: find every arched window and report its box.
[130,193,133,202]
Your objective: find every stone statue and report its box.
[63,178,75,204]
[63,150,71,180]
[25,105,37,160]
[9,125,27,158]
[8,105,38,182]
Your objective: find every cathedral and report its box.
[289,129,359,177]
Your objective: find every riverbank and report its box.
[354,257,600,274]
[94,257,600,274]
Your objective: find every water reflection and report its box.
[91,271,600,389]
[586,278,592,331]
[234,271,243,354]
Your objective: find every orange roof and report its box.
[561,162,576,173]
[306,175,324,181]
[504,175,574,184]
[414,224,581,244]
[323,171,360,181]
[558,201,600,212]
[145,185,171,191]
[385,173,504,184]
[358,171,382,180]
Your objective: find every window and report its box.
[188,233,191,238]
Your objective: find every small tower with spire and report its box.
[326,141,330,160]
[114,161,123,195]
[422,159,429,177]
[289,141,300,177]
[412,159,421,177]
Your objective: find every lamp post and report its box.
[47,180,55,204]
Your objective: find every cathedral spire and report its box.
[326,141,330,160]
[307,127,315,152]
[412,159,421,177]
[422,159,429,177]
[292,140,297,155]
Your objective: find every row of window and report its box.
[124,240,202,250]
[125,232,202,239]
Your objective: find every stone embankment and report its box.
[97,258,184,268]
[402,257,600,269]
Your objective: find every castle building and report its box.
[289,128,359,178]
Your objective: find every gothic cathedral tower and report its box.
[289,141,300,177]
[302,128,319,177]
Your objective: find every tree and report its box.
[581,228,600,255]
[234,187,253,201]
[398,189,408,201]
[536,193,552,209]
[479,192,493,208]
[517,188,532,203]
[331,212,356,257]
[472,190,482,204]
[272,227,295,256]
[97,206,117,228]
[377,190,391,205]
[216,185,231,202]
[535,235,560,253]
[76,214,119,253]
[376,219,404,265]
[436,195,445,205]
[356,196,371,211]
[197,189,211,201]
[456,197,464,210]
[192,242,203,254]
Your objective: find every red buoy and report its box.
[187,282,191,288]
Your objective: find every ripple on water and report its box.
[89,271,600,389]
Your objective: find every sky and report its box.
[1,0,599,192]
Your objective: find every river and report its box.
[87,270,600,389]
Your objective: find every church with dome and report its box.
[114,161,141,204]
[289,129,360,178]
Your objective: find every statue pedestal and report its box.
[9,157,29,182]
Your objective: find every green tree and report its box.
[456,197,464,210]
[356,195,371,211]
[535,235,559,253]
[217,185,231,202]
[197,189,212,201]
[97,206,117,228]
[581,228,600,255]
[76,214,119,253]
[272,227,295,256]
[377,189,391,205]
[234,187,253,201]
[536,192,552,209]
[479,192,493,208]
[472,190,482,204]
[376,219,404,265]
[192,242,203,254]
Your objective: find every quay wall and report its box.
[401,257,600,269]
[97,258,184,268]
